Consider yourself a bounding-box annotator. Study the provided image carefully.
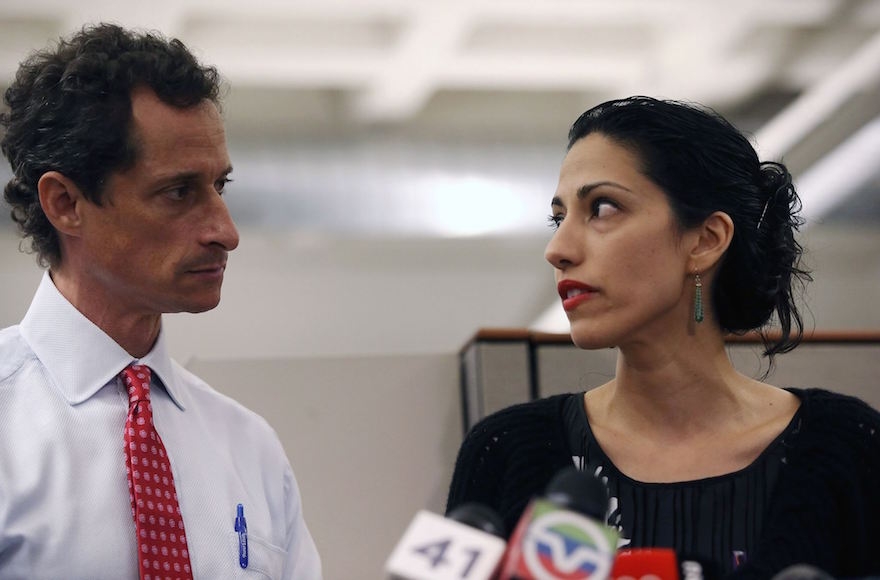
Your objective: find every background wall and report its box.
[187,354,462,579]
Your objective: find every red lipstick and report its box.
[557,279,598,311]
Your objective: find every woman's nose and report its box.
[544,220,581,270]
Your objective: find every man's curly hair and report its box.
[0,23,222,267]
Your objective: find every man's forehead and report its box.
[130,87,222,130]
[128,89,226,152]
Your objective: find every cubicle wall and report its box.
[188,353,463,580]
[460,329,880,432]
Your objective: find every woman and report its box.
[446,96,880,579]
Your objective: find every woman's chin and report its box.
[569,330,615,351]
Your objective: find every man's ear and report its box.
[689,211,734,272]
[37,171,87,238]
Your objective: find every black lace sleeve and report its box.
[445,394,576,536]
[730,388,880,579]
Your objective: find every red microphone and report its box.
[610,548,680,580]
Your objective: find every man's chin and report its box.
[169,294,223,314]
[185,304,219,314]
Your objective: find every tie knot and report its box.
[121,364,152,405]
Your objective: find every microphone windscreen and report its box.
[447,502,506,539]
[497,468,618,580]
[678,554,721,580]
[770,564,836,580]
[544,466,609,520]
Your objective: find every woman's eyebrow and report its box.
[552,180,633,208]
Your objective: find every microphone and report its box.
[610,548,718,580]
[677,555,718,580]
[385,502,508,580]
[497,466,619,580]
[770,564,836,580]
[610,548,681,580]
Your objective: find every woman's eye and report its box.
[591,198,619,218]
[547,214,564,230]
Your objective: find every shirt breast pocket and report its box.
[230,530,287,579]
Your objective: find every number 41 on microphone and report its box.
[385,510,507,580]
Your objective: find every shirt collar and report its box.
[19,271,187,410]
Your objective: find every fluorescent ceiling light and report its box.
[417,173,545,237]
[797,115,880,224]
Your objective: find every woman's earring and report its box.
[694,273,704,323]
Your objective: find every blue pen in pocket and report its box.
[235,503,248,569]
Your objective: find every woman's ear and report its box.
[690,211,734,272]
[37,171,86,238]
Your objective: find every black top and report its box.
[446,388,880,579]
[562,393,802,575]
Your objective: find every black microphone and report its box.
[497,466,619,580]
[770,564,836,580]
[678,553,720,580]
[385,502,508,580]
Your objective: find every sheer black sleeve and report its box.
[730,389,880,579]
[445,394,576,536]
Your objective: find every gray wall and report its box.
[187,354,462,579]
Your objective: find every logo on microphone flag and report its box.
[522,499,618,580]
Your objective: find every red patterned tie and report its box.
[122,364,194,580]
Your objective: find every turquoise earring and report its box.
[694,273,704,323]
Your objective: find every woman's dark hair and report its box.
[1,23,222,267]
[568,96,811,362]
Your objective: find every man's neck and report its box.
[49,268,161,358]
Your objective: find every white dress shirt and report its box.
[0,272,322,579]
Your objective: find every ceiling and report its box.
[1,0,879,235]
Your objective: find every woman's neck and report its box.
[599,332,757,438]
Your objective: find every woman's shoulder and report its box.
[453,392,581,478]
[793,387,880,428]
[746,388,880,578]
[787,387,880,459]
[464,393,578,443]
[447,393,581,530]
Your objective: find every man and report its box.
[0,24,321,579]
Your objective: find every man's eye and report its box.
[216,177,233,195]
[166,186,190,200]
